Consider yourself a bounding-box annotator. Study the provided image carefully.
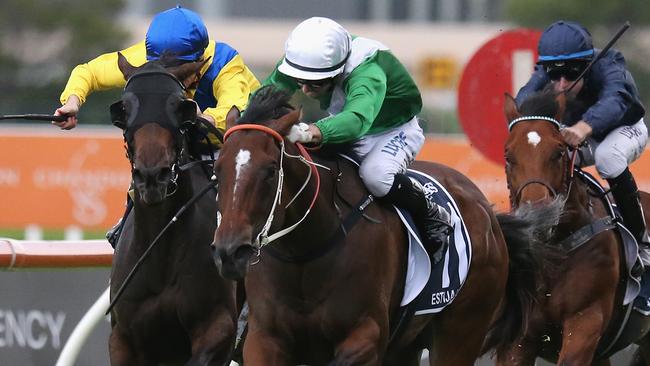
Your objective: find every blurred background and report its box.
[2,0,650,239]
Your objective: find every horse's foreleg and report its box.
[108,327,137,366]
[243,327,292,366]
[556,308,606,366]
[330,316,383,366]
[493,336,539,366]
[188,307,237,366]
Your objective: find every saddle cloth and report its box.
[398,169,472,315]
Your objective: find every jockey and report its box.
[516,20,650,266]
[53,5,260,247]
[264,17,453,260]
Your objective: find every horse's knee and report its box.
[332,319,383,366]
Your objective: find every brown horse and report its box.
[108,54,238,365]
[210,86,551,365]
[489,90,650,365]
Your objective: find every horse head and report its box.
[110,53,204,204]
[211,86,302,279]
[504,90,572,208]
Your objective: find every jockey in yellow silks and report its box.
[55,5,259,136]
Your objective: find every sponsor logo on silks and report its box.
[431,289,456,305]
[381,131,408,156]
[422,182,439,201]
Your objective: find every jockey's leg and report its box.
[607,168,650,266]
[354,117,452,264]
[593,120,649,268]
[383,173,452,264]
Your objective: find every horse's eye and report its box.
[264,165,277,181]
[504,153,516,166]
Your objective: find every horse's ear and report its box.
[110,100,126,129]
[504,93,520,123]
[273,108,301,136]
[169,57,211,84]
[117,52,137,81]
[226,106,240,130]
[555,92,567,122]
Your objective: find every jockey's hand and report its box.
[288,123,322,145]
[561,120,592,148]
[53,95,80,130]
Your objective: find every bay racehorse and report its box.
[210,85,553,365]
[489,90,650,365]
[108,53,238,365]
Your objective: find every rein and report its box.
[224,124,322,250]
[107,173,217,314]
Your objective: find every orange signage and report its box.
[1,128,649,229]
[0,127,130,229]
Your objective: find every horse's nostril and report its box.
[233,245,255,263]
[157,167,173,184]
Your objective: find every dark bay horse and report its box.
[490,90,650,365]
[108,54,237,365]
[210,86,549,365]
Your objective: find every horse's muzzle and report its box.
[211,242,256,280]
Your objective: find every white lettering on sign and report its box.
[0,168,20,187]
[512,50,534,94]
[31,140,130,226]
[0,309,66,350]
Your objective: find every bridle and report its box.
[507,116,579,207]
[223,124,324,251]
[116,70,191,197]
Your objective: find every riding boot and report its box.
[106,193,134,249]
[383,173,453,264]
[607,168,650,270]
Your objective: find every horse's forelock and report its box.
[238,85,294,126]
[519,89,560,119]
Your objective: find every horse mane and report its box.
[518,87,560,118]
[238,85,294,125]
[518,86,581,120]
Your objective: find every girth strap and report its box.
[557,216,616,252]
[263,195,374,263]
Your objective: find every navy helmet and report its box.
[538,21,594,64]
[145,6,209,61]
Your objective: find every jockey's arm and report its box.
[582,51,639,138]
[514,64,549,109]
[59,42,147,106]
[203,54,261,131]
[54,42,146,129]
[314,63,387,144]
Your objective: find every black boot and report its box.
[607,168,650,268]
[106,195,133,249]
[384,173,453,264]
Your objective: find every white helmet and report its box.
[278,17,351,80]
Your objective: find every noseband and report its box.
[223,124,322,250]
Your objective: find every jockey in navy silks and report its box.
[516,21,650,267]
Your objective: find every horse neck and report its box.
[272,151,340,250]
[557,174,593,231]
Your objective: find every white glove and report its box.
[287,122,313,143]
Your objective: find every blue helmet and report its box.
[145,6,209,62]
[537,21,594,63]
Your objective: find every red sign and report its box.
[457,29,541,165]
